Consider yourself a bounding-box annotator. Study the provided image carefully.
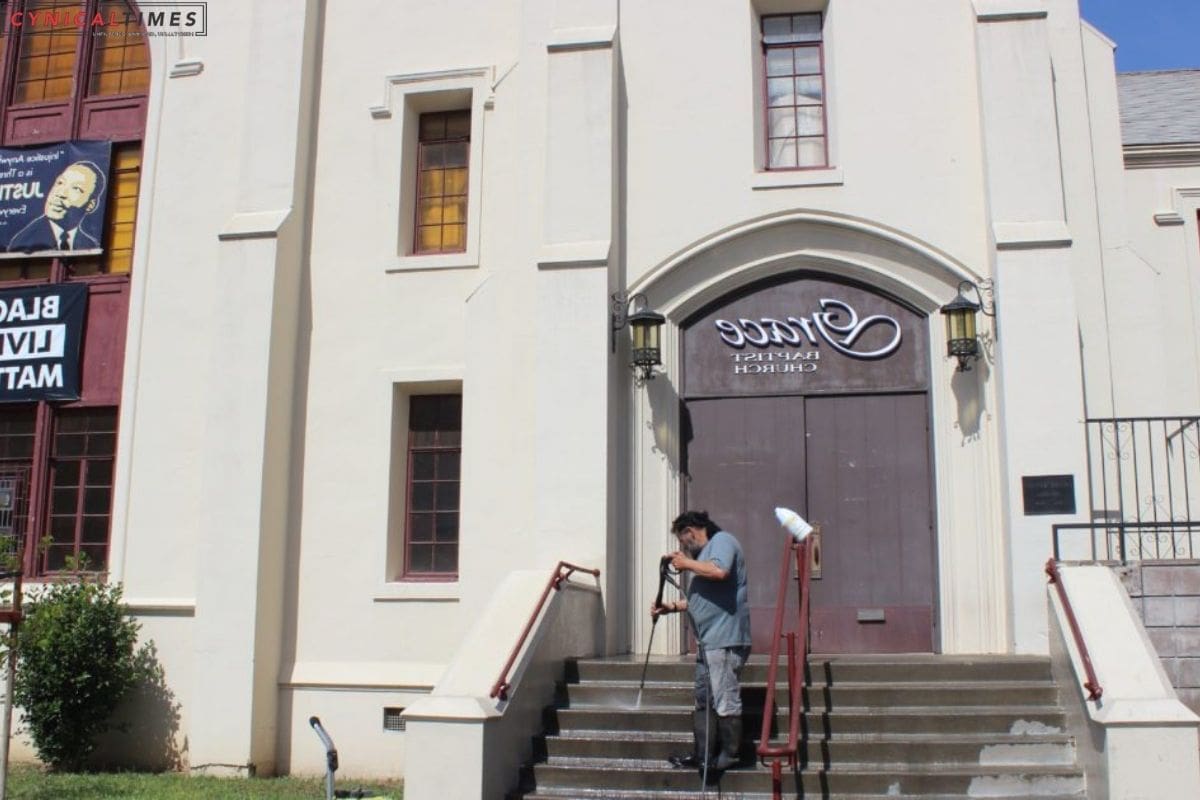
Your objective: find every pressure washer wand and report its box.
[639,556,678,692]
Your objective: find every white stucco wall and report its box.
[88,0,1200,780]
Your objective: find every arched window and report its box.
[0,0,147,574]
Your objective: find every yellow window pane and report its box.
[43,77,72,100]
[91,70,122,95]
[106,251,132,274]
[93,45,125,71]
[444,168,468,195]
[442,224,466,251]
[17,55,47,82]
[0,264,24,282]
[418,169,444,199]
[21,34,49,56]
[13,81,43,104]
[416,226,442,253]
[47,49,74,73]
[125,44,149,68]
[109,227,134,251]
[120,68,148,93]
[114,148,140,169]
[443,198,466,224]
[417,199,443,225]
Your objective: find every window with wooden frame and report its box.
[414,110,469,255]
[0,1,148,574]
[42,407,115,572]
[404,394,461,578]
[762,12,828,170]
[0,408,35,560]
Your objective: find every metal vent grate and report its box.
[383,707,406,732]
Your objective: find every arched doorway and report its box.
[679,272,937,653]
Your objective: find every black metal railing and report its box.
[1062,416,1200,563]
[1053,520,1200,563]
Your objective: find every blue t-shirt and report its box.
[686,530,751,650]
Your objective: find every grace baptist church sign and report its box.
[682,275,930,398]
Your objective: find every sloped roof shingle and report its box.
[1116,69,1200,146]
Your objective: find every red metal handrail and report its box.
[757,534,812,798]
[1045,558,1103,701]
[489,561,601,701]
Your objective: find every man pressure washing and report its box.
[650,510,751,774]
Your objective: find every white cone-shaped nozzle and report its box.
[775,507,813,542]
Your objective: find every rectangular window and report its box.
[70,144,142,277]
[0,409,35,563]
[414,110,470,255]
[42,407,116,573]
[404,394,461,577]
[12,0,80,105]
[762,13,827,170]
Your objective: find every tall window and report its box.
[762,13,827,170]
[414,110,469,255]
[404,395,461,578]
[43,407,115,572]
[0,1,148,574]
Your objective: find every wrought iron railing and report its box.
[1066,416,1200,563]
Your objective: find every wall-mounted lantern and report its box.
[940,279,994,372]
[611,292,665,383]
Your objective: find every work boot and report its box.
[667,708,718,769]
[714,714,743,770]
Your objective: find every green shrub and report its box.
[13,575,154,771]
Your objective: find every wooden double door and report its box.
[682,392,936,653]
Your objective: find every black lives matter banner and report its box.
[0,140,112,257]
[0,284,86,402]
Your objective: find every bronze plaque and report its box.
[682,275,929,398]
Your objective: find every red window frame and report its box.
[762,12,829,171]
[41,406,115,572]
[403,395,462,579]
[0,1,148,575]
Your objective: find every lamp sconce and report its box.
[940,279,995,372]
[611,292,665,383]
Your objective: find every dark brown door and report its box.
[682,393,935,654]
[805,394,935,653]
[683,396,807,652]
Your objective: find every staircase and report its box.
[512,653,1086,799]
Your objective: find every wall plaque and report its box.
[1022,474,1076,516]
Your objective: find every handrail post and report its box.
[757,528,815,800]
[489,561,600,701]
[1045,559,1103,701]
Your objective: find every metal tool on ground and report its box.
[309,716,394,800]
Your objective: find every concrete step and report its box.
[544,731,1076,766]
[519,790,1084,800]
[563,679,1060,709]
[570,654,1054,685]
[527,761,1085,796]
[551,706,1068,736]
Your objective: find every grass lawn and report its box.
[5,765,403,799]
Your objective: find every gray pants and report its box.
[694,645,750,717]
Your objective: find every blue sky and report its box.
[1078,0,1200,72]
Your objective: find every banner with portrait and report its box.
[0,140,112,258]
